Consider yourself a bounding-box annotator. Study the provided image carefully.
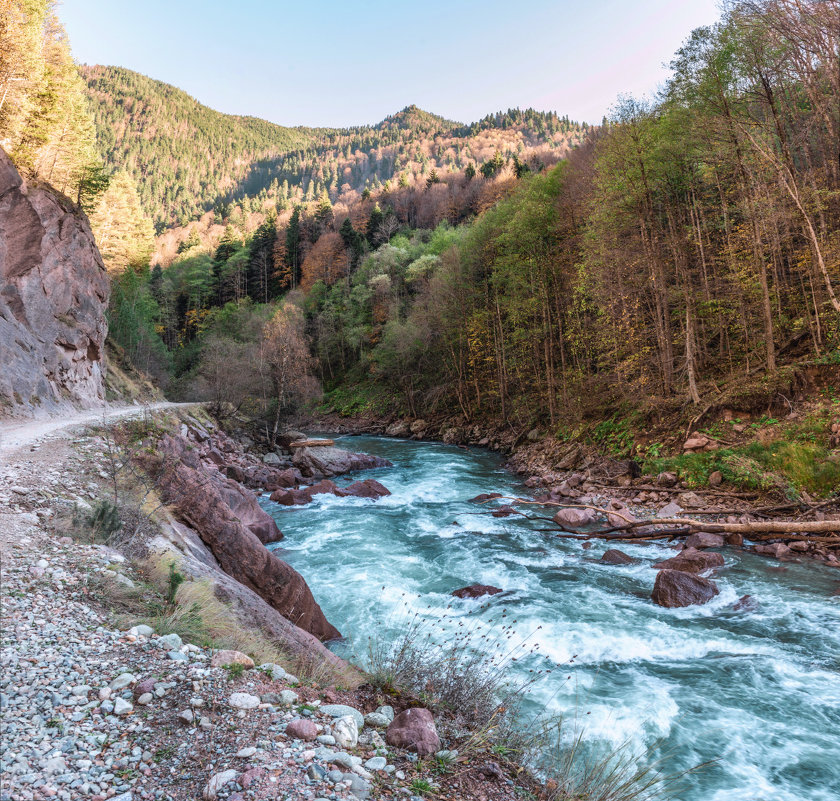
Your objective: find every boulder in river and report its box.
[469,492,503,504]
[754,542,793,559]
[684,532,725,549]
[652,569,719,608]
[654,548,724,574]
[553,507,598,530]
[600,549,637,565]
[451,584,503,599]
[340,479,391,499]
[292,445,392,479]
[269,488,313,506]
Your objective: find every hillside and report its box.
[80,66,587,230]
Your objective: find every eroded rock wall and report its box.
[0,148,109,415]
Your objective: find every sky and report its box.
[60,0,723,128]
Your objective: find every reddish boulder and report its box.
[492,505,517,518]
[285,718,319,741]
[340,479,391,499]
[133,678,156,700]
[451,584,503,599]
[469,493,503,504]
[269,488,313,506]
[307,479,341,496]
[553,507,598,530]
[755,542,792,559]
[654,548,724,574]
[725,532,744,547]
[600,549,637,565]
[265,468,301,490]
[385,708,441,756]
[652,569,719,608]
[684,532,724,549]
[218,480,283,545]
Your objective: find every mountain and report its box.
[80,66,586,230]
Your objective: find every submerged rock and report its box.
[654,548,724,574]
[600,549,637,565]
[652,569,719,608]
[451,584,503,599]
[340,478,391,498]
[468,492,503,503]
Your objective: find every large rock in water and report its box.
[653,548,724,574]
[0,148,109,414]
[652,569,719,608]
[151,433,340,641]
[292,445,392,479]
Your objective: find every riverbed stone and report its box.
[652,569,719,608]
[319,704,364,730]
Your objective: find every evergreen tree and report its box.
[88,170,154,274]
[285,206,303,289]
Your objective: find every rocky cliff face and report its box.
[0,148,109,416]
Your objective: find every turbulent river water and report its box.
[261,435,840,801]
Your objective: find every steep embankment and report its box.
[0,148,109,416]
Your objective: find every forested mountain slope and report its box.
[80,65,587,230]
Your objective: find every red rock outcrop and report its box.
[0,148,109,414]
[150,433,340,641]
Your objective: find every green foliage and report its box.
[223,662,246,679]
[591,415,636,457]
[86,500,122,543]
[647,439,840,499]
[166,562,186,605]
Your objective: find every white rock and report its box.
[333,715,358,749]
[114,698,133,716]
[364,756,387,771]
[136,692,153,705]
[44,756,66,774]
[203,769,238,800]
[178,709,195,724]
[110,673,135,691]
[128,624,155,637]
[278,689,299,705]
[229,692,260,710]
[236,746,257,758]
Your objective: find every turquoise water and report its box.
[261,435,840,801]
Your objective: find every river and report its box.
[261,435,840,801]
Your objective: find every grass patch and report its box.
[647,440,840,498]
[88,551,294,667]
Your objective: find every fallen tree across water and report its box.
[480,497,840,549]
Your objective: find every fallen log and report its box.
[288,439,335,449]
[497,497,840,545]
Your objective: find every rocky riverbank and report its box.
[1,411,549,801]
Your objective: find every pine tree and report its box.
[88,170,154,274]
